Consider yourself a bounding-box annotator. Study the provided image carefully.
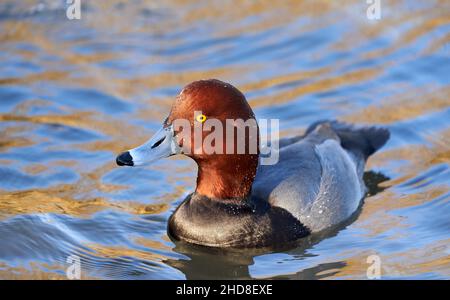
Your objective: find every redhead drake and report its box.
[116,79,389,248]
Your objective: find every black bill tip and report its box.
[116,151,134,166]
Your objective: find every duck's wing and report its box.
[253,120,390,232]
[278,135,304,148]
[305,120,390,160]
[277,120,390,178]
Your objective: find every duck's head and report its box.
[116,79,259,200]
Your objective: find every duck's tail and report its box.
[306,120,390,160]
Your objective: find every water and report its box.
[0,0,449,279]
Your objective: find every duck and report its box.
[116,79,390,248]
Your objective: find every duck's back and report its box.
[252,121,389,232]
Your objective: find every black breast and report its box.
[167,193,310,248]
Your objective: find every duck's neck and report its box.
[195,154,258,200]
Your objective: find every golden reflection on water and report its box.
[0,189,169,220]
[344,87,450,124]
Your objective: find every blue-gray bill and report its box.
[116,125,180,167]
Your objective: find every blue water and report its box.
[0,0,448,279]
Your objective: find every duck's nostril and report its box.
[151,136,166,149]
[116,151,134,166]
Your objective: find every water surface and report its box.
[0,0,449,279]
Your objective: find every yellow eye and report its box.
[196,114,207,123]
